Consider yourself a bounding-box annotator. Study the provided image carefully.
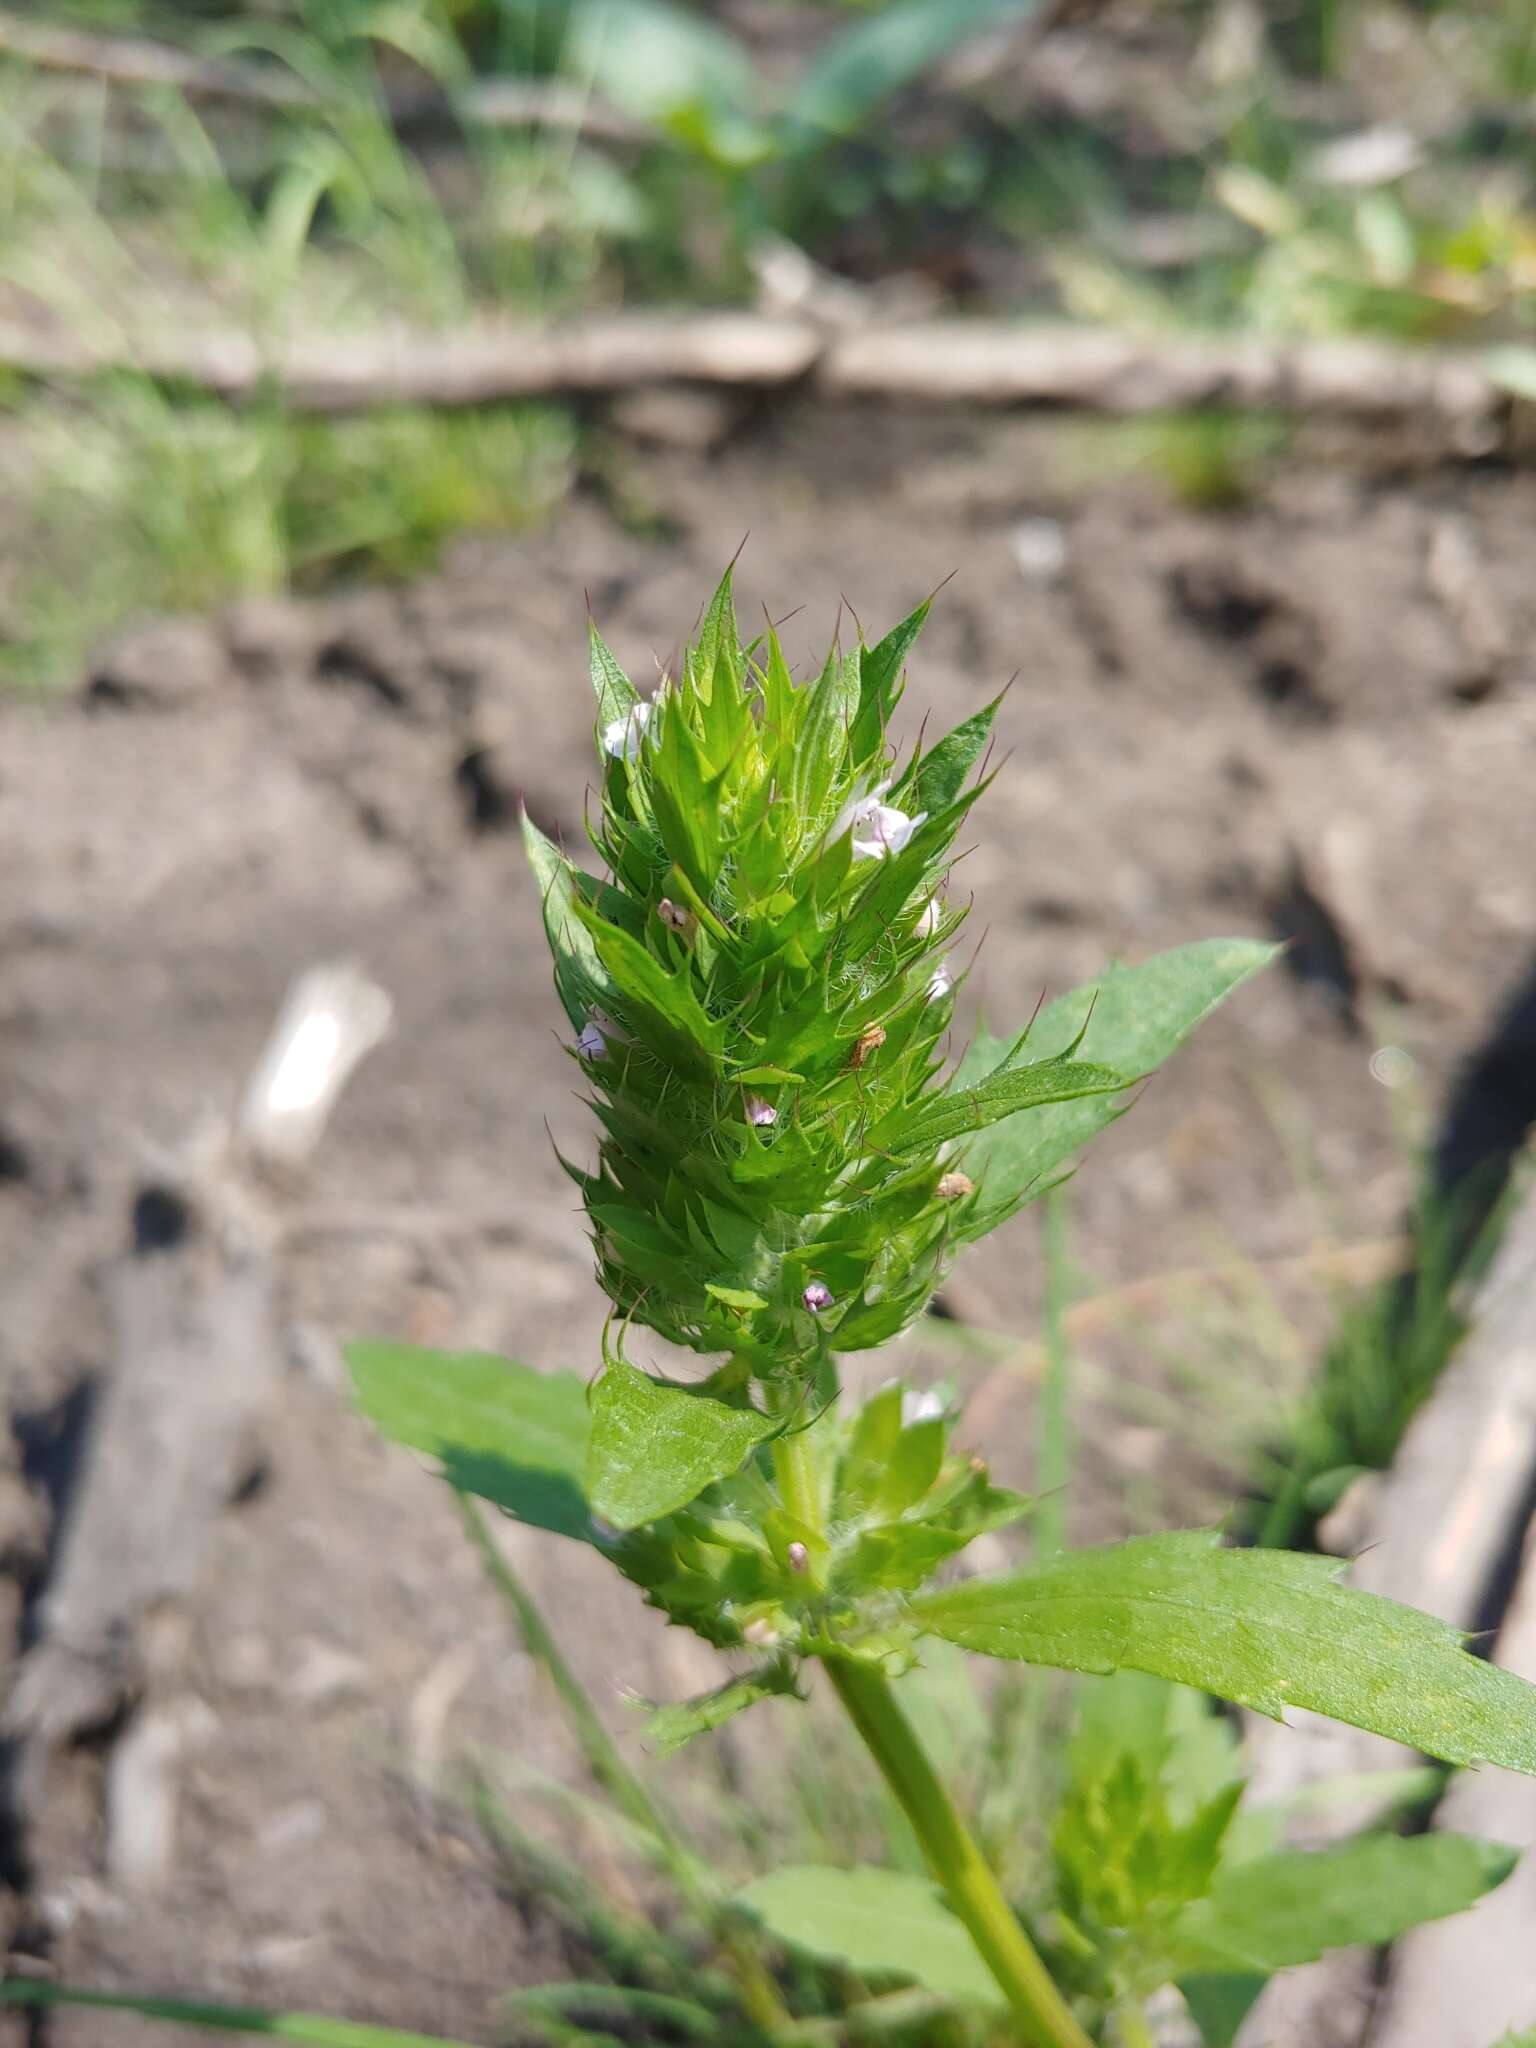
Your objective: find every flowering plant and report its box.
[344,572,1536,2042]
[11,575,1535,2048]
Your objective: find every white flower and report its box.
[914,897,942,939]
[601,701,652,761]
[927,965,952,1003]
[901,1389,945,1426]
[833,782,927,861]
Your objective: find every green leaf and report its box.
[587,1361,777,1529]
[886,1056,1127,1157]
[1173,1832,1518,1974]
[691,563,739,702]
[786,0,1042,144]
[893,696,1000,817]
[1069,1673,1243,1823]
[851,599,928,761]
[565,0,764,161]
[958,938,1278,1211]
[878,1419,945,1515]
[792,644,861,829]
[736,1865,1002,2007]
[1177,1974,1267,2048]
[913,1530,1536,1775]
[0,1982,478,2048]
[588,621,640,728]
[705,1282,771,1311]
[643,1658,799,1755]
[523,812,621,1033]
[581,910,728,1070]
[346,1341,594,1543]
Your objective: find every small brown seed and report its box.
[936,1170,976,1200]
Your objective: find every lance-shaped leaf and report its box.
[523,813,618,1032]
[587,1360,777,1529]
[850,598,928,763]
[643,1657,800,1755]
[912,1531,1536,1774]
[690,563,739,705]
[1171,1832,1517,1976]
[736,1865,1002,2007]
[346,1341,594,1543]
[891,694,1001,817]
[880,1055,1127,1158]
[791,644,861,830]
[590,621,640,729]
[956,938,1279,1213]
[579,911,728,1072]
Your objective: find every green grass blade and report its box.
[0,1984,477,2048]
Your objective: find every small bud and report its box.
[601,701,652,761]
[848,1022,886,1070]
[927,965,952,1003]
[744,1094,777,1128]
[914,897,943,940]
[936,1170,975,1200]
[802,1280,834,1313]
[786,1541,809,1575]
[657,897,695,938]
[742,1618,781,1647]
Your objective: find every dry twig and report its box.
[0,310,1517,446]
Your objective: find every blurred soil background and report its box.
[3,0,1536,2041]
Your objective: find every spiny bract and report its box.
[523,569,1122,1383]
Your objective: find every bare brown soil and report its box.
[3,400,1535,2043]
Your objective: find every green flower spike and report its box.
[523,568,1126,1392]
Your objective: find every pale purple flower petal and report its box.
[914,897,943,939]
[927,964,952,1003]
[577,1007,625,1059]
[802,1280,834,1313]
[744,1094,777,1127]
[853,802,925,860]
[834,781,927,861]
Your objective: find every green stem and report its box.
[1038,1185,1074,1559]
[824,1658,1093,2048]
[454,1493,791,2037]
